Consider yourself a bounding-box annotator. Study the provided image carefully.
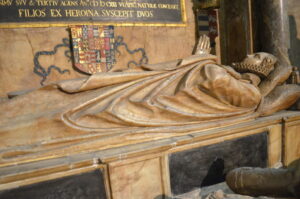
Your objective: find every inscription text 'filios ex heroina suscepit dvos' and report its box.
[0,0,185,26]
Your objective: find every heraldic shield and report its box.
[71,25,115,74]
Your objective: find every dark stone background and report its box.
[0,170,107,199]
[0,0,183,24]
[289,15,300,68]
[169,132,268,195]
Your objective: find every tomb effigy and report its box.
[0,0,300,198]
[0,36,299,141]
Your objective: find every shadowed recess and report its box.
[169,132,268,195]
[0,170,107,199]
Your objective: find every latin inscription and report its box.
[0,0,185,27]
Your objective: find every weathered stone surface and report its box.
[0,27,84,97]
[219,0,252,65]
[0,0,196,97]
[253,0,290,67]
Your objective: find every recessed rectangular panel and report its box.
[284,124,300,165]
[0,170,107,199]
[109,158,164,199]
[169,132,268,195]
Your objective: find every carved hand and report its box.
[195,35,211,55]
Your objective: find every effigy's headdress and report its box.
[232,54,277,78]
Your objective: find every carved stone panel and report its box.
[0,170,107,199]
[109,157,164,199]
[169,132,268,195]
[284,122,300,165]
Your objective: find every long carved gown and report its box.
[59,54,261,129]
[0,54,261,161]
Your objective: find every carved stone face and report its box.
[241,52,277,69]
[232,52,277,78]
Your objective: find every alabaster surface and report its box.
[0,36,300,163]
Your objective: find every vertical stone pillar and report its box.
[287,0,300,67]
[254,0,290,66]
[219,0,252,65]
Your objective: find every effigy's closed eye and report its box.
[254,54,261,59]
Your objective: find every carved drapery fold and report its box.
[59,55,261,130]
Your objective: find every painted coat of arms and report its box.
[71,25,115,74]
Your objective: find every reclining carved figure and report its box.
[0,36,299,145]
